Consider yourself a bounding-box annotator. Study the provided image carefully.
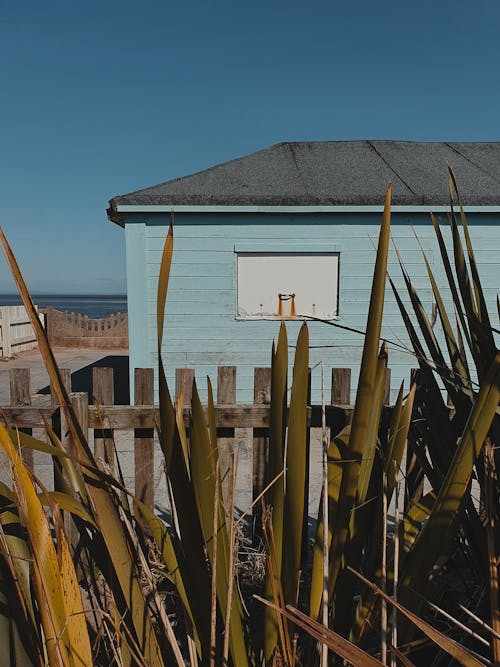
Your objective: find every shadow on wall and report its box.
[38,355,130,405]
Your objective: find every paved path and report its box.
[0,346,146,504]
[0,347,129,403]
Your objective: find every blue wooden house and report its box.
[108,141,500,402]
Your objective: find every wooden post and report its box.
[71,393,89,443]
[45,306,54,345]
[50,369,72,492]
[1,306,12,357]
[135,368,154,508]
[252,367,271,544]
[9,368,33,468]
[67,392,88,547]
[51,368,71,410]
[51,369,72,458]
[92,367,115,472]
[331,368,351,406]
[217,366,236,509]
[176,368,195,407]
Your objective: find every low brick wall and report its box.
[45,307,128,349]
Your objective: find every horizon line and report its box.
[0,292,127,298]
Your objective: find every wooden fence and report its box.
[0,305,44,357]
[44,307,128,349]
[1,365,398,522]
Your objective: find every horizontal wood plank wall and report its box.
[123,212,500,402]
[9,368,33,468]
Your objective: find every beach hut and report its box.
[107,140,500,401]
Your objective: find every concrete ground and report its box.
[0,346,145,500]
[0,346,325,526]
[0,346,130,403]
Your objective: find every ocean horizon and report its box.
[0,293,127,319]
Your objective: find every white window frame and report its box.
[235,245,340,321]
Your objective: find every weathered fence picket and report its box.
[252,367,271,542]
[175,368,194,406]
[217,365,236,506]
[93,367,115,472]
[331,367,351,406]
[9,368,33,469]
[134,368,155,508]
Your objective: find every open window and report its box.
[236,251,339,320]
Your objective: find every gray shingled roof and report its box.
[108,141,500,215]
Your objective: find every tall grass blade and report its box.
[133,498,201,656]
[484,441,500,664]
[223,449,238,667]
[357,343,387,506]
[257,596,387,667]
[401,491,436,554]
[320,364,329,667]
[449,168,494,338]
[54,507,93,667]
[0,582,37,667]
[446,198,493,381]
[283,322,309,608]
[309,429,347,620]
[264,324,288,660]
[0,228,165,666]
[394,245,449,383]
[416,234,472,398]
[333,345,389,639]
[349,567,486,667]
[400,351,500,614]
[156,227,214,664]
[430,212,472,351]
[157,212,174,353]
[0,511,41,666]
[386,383,415,495]
[0,424,75,666]
[190,380,249,667]
[350,384,415,645]
[328,184,391,596]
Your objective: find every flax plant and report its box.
[0,170,498,666]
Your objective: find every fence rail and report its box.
[0,305,43,357]
[1,365,401,528]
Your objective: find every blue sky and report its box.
[1,0,499,293]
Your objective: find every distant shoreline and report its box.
[0,293,126,299]
[0,294,127,319]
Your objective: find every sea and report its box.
[0,294,127,319]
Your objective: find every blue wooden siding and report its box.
[125,213,500,404]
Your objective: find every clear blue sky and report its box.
[1,0,499,293]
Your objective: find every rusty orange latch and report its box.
[278,293,296,318]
